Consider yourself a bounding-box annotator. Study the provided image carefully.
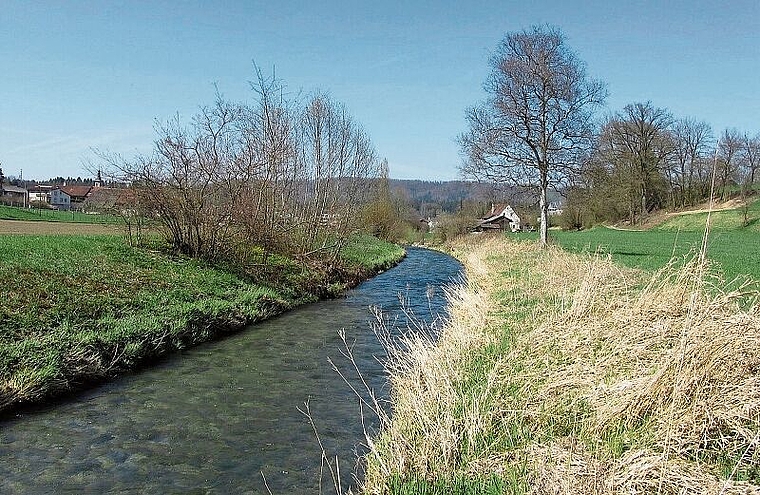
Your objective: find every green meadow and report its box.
[0,204,123,224]
[546,199,760,284]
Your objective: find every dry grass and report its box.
[361,235,760,494]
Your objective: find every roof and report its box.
[58,185,93,199]
[488,203,510,216]
[1,185,28,194]
[480,203,520,224]
[84,187,135,208]
[28,185,54,193]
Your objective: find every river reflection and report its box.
[0,247,462,494]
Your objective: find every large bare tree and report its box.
[296,93,380,258]
[460,26,606,245]
[740,133,760,188]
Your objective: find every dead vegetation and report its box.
[361,236,760,494]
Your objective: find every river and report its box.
[0,247,462,494]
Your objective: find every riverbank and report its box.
[0,233,404,416]
[362,235,760,494]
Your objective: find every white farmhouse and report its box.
[478,203,521,232]
[50,187,72,210]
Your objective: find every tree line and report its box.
[460,25,759,242]
[564,106,759,229]
[104,71,385,266]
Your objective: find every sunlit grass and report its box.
[542,198,760,283]
[340,233,406,270]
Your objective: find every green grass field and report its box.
[0,204,122,224]
[542,198,760,284]
[0,233,404,413]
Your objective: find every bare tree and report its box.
[295,93,380,259]
[596,102,673,224]
[460,26,606,246]
[741,133,760,188]
[233,70,301,263]
[734,132,760,227]
[669,117,713,207]
[101,70,382,268]
[360,159,409,241]
[99,93,247,259]
[717,128,743,200]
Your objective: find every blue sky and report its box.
[1,0,758,181]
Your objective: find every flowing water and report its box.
[0,248,462,494]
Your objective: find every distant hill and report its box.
[388,179,534,217]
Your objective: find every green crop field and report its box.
[531,199,760,284]
[552,228,760,284]
[0,205,122,224]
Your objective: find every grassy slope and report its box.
[364,237,760,494]
[0,234,404,414]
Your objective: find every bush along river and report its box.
[0,247,462,494]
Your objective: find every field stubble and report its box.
[362,236,760,494]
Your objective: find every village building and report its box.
[82,187,135,215]
[49,185,98,211]
[60,185,95,210]
[0,185,28,207]
[49,187,72,210]
[548,201,564,216]
[477,203,521,232]
[27,185,54,205]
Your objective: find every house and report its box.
[82,187,136,214]
[50,187,72,210]
[0,185,28,207]
[548,201,564,216]
[477,203,521,232]
[28,185,54,205]
[49,185,96,211]
[59,185,95,210]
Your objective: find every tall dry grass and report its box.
[361,235,760,494]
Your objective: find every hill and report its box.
[388,179,540,216]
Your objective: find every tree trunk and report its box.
[539,168,549,247]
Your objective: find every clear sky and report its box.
[1,0,758,181]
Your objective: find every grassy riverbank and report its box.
[0,233,404,415]
[362,236,760,494]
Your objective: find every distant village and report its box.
[0,170,132,214]
[0,168,565,235]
